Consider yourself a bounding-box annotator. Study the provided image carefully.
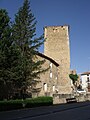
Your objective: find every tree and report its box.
[69,74,78,84]
[69,74,79,92]
[0,9,23,99]
[0,9,14,99]
[12,0,46,97]
[0,9,12,99]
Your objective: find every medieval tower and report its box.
[44,25,72,94]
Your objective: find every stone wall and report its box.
[53,93,90,104]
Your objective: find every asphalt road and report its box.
[0,101,90,120]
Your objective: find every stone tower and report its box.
[44,25,71,94]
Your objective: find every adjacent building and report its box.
[80,71,90,92]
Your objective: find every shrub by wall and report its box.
[0,100,23,111]
[25,96,53,108]
[0,96,53,111]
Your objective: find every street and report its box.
[27,103,90,120]
[0,101,90,120]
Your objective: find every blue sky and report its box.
[0,0,90,74]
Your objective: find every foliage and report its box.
[12,0,46,95]
[0,9,24,99]
[0,9,15,99]
[25,96,53,107]
[0,97,53,111]
[0,0,47,100]
[0,99,23,111]
[69,74,78,84]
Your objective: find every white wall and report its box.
[81,75,88,89]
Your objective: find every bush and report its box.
[25,96,53,108]
[0,99,23,111]
[0,96,53,111]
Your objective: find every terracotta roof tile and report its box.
[81,71,90,75]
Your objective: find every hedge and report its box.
[0,96,53,111]
[0,99,23,111]
[25,96,53,108]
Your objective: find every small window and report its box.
[87,77,89,82]
[50,72,52,78]
[43,83,47,92]
[53,85,55,92]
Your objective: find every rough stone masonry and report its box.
[44,25,72,94]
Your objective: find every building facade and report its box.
[30,53,59,97]
[30,25,72,97]
[80,71,90,92]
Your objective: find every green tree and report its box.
[69,74,79,93]
[69,74,78,85]
[0,9,23,99]
[0,9,12,99]
[12,0,46,97]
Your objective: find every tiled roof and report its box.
[37,52,59,67]
[81,71,90,75]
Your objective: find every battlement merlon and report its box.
[44,25,70,41]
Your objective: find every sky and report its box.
[0,0,90,74]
